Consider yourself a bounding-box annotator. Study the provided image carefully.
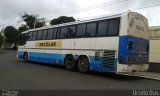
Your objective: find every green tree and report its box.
[50,16,76,25]
[0,33,3,48]
[4,26,19,48]
[34,18,46,28]
[22,13,46,29]
[18,24,29,33]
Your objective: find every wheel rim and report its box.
[64,55,75,70]
[79,58,89,71]
[79,57,89,73]
[66,58,73,66]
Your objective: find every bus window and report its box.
[32,31,37,40]
[24,33,29,41]
[60,27,68,39]
[76,24,86,37]
[47,29,54,39]
[42,30,48,40]
[56,28,61,39]
[37,30,43,40]
[108,18,120,36]
[28,32,32,41]
[86,22,96,37]
[97,21,108,36]
[68,26,76,38]
[19,33,28,45]
[53,28,58,39]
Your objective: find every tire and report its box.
[64,55,76,70]
[78,56,90,73]
[23,52,28,62]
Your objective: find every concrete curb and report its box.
[117,72,160,81]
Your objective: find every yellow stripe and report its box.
[35,41,62,48]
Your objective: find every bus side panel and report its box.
[75,38,96,50]
[28,51,65,65]
[95,37,119,72]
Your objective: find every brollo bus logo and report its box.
[35,41,62,48]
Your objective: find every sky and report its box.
[0,0,160,30]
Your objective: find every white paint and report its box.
[117,64,149,72]
[149,40,160,63]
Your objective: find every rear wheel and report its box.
[64,55,76,70]
[78,56,90,73]
[23,52,28,62]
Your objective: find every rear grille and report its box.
[102,50,116,69]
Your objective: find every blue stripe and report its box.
[118,36,149,64]
[28,52,65,65]
[17,51,117,72]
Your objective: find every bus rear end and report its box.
[117,12,149,73]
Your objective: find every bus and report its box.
[17,11,149,74]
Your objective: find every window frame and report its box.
[86,22,97,37]
[25,17,120,41]
[56,27,61,39]
[97,20,109,37]
[68,25,77,39]
[28,32,33,41]
[60,26,68,39]
[47,28,54,40]
[31,31,37,41]
[107,18,120,36]
[76,23,87,38]
[41,29,48,40]
[36,30,43,40]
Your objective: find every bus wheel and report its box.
[78,56,90,73]
[64,55,76,71]
[24,52,28,62]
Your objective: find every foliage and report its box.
[50,16,76,25]
[22,13,46,29]
[3,26,19,45]
[34,18,46,28]
[18,24,29,33]
[0,33,3,47]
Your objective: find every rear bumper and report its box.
[117,64,149,73]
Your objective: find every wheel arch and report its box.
[23,51,28,56]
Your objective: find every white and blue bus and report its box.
[17,11,149,74]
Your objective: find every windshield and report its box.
[19,33,29,45]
